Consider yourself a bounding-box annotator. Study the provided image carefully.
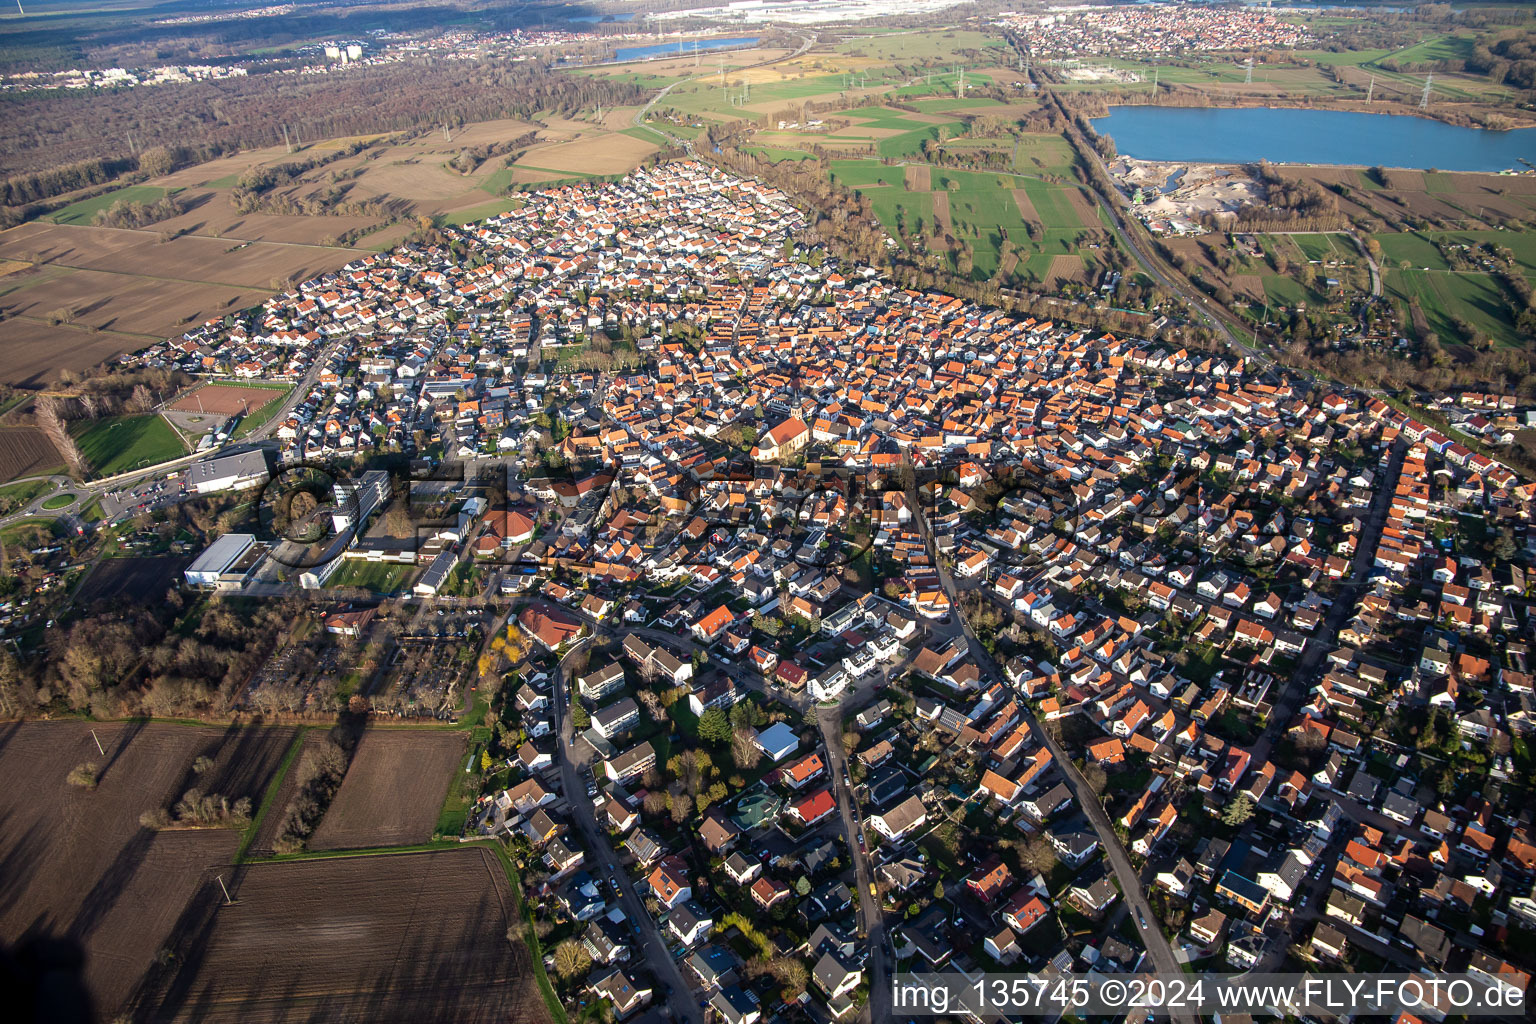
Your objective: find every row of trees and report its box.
[273,735,350,853]
[141,788,252,829]
[92,193,185,229]
[34,395,85,476]
[0,154,138,206]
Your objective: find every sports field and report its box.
[73,413,186,476]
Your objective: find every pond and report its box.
[615,36,760,62]
[1092,106,1535,172]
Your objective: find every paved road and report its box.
[552,635,706,1024]
[903,475,1197,1024]
[815,706,892,1024]
[1252,439,1406,763]
[1349,230,1384,298]
[0,474,82,525]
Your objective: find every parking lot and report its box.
[102,475,192,523]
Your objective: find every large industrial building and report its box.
[183,533,266,589]
[186,450,272,495]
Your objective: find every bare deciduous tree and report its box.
[36,396,85,475]
[731,727,762,770]
[552,939,592,981]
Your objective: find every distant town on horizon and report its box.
[0,3,1535,1024]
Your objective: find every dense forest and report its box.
[1467,26,1536,89]
[0,58,648,177]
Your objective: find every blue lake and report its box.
[1092,106,1536,172]
[615,36,760,62]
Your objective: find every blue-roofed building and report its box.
[753,722,800,762]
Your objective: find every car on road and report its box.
[1135,907,1147,928]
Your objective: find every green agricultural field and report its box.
[1386,268,1519,347]
[442,200,523,226]
[921,170,1103,278]
[1262,274,1319,310]
[663,73,854,119]
[943,192,1030,276]
[1294,48,1391,67]
[1290,233,1340,262]
[907,96,1007,113]
[1019,178,1083,231]
[869,190,933,239]
[1011,133,1077,175]
[878,119,968,159]
[890,73,994,100]
[72,414,186,477]
[477,165,516,194]
[1376,231,1452,272]
[1385,34,1475,65]
[1422,171,1460,194]
[831,159,902,188]
[830,107,927,130]
[49,185,170,226]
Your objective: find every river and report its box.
[1092,106,1535,172]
